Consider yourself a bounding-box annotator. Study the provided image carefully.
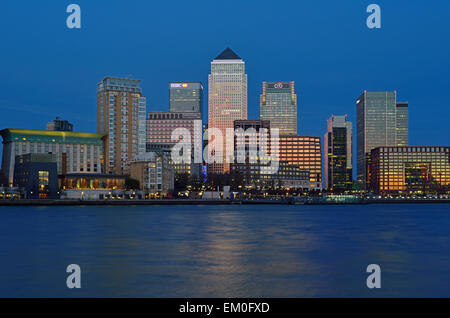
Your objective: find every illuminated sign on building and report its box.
[170,83,190,88]
[268,82,290,89]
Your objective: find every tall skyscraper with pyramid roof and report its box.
[208,48,248,174]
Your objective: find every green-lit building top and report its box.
[0,129,105,145]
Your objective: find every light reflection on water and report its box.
[1,204,450,297]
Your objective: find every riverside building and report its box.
[356,91,409,189]
[369,146,450,195]
[97,77,146,175]
[13,153,59,199]
[0,128,105,186]
[276,135,322,190]
[324,115,353,191]
[129,152,174,196]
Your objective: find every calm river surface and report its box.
[1,204,449,297]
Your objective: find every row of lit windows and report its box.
[379,147,449,153]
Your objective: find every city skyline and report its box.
[0,72,438,184]
[1,1,448,151]
[2,0,450,302]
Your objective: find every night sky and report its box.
[1,0,449,157]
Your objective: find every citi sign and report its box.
[270,82,290,89]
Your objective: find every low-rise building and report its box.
[59,173,126,190]
[58,172,127,200]
[59,189,142,200]
[13,153,59,199]
[276,135,322,189]
[0,186,26,199]
[370,146,450,195]
[129,152,174,196]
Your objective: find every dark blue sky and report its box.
[1,0,449,149]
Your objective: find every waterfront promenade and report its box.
[1,198,449,206]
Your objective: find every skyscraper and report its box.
[396,102,409,146]
[97,77,146,175]
[356,91,409,189]
[169,82,203,113]
[208,48,248,173]
[324,115,352,191]
[260,81,298,135]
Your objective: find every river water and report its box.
[1,204,449,297]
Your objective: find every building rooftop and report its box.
[214,48,241,60]
[0,129,105,145]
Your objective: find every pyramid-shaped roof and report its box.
[214,48,241,60]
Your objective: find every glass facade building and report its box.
[370,146,450,195]
[208,48,248,174]
[396,102,409,146]
[357,91,399,189]
[260,81,298,135]
[169,82,203,113]
[324,115,352,191]
[13,153,59,199]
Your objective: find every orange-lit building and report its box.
[370,146,450,195]
[59,173,125,190]
[264,135,322,189]
[208,48,248,173]
[275,135,322,189]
